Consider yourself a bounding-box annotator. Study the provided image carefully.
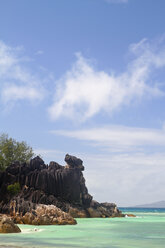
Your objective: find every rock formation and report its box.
[9,201,76,225]
[0,215,21,233]
[0,154,123,225]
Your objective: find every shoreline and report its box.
[0,211,165,248]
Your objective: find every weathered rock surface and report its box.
[0,154,123,221]
[10,201,76,225]
[65,154,84,171]
[87,201,123,218]
[0,215,21,233]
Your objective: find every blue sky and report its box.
[1,0,165,206]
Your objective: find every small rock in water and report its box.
[0,215,21,233]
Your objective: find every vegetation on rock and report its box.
[7,182,21,196]
[0,133,34,171]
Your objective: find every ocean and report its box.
[0,208,165,248]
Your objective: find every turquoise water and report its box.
[0,208,165,248]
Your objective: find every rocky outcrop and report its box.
[87,201,124,218]
[9,200,76,225]
[0,154,123,221]
[65,154,84,171]
[0,215,21,233]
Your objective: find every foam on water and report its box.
[21,228,45,234]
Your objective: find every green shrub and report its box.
[0,133,34,171]
[7,182,21,195]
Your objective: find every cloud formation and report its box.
[48,39,165,122]
[82,152,165,206]
[51,125,165,153]
[2,85,43,104]
[0,41,46,107]
[50,121,165,205]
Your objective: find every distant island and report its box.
[130,201,165,208]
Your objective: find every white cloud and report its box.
[51,125,165,152]
[50,123,165,205]
[82,152,165,206]
[2,85,44,104]
[48,39,165,122]
[0,41,46,107]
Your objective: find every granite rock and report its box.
[0,154,123,220]
[0,215,21,233]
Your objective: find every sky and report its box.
[1,0,165,206]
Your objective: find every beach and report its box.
[0,208,165,248]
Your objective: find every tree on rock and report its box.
[0,134,34,171]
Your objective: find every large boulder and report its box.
[49,161,63,170]
[29,156,46,171]
[86,200,124,218]
[65,154,84,171]
[13,203,76,225]
[0,215,21,233]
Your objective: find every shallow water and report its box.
[0,208,165,248]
